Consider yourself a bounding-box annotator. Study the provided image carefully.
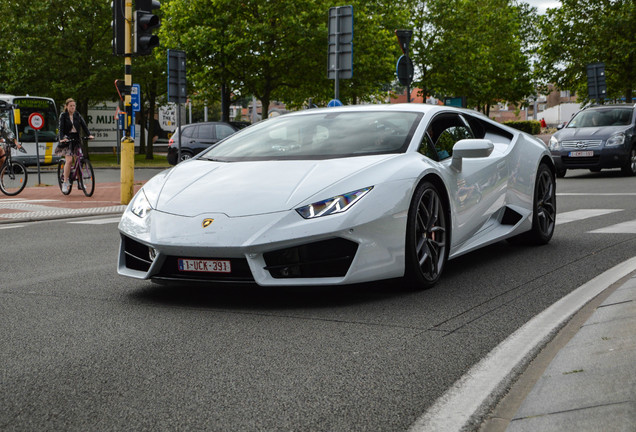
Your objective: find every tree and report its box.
[160,0,247,121]
[536,0,636,103]
[159,0,413,117]
[411,0,535,114]
[0,0,119,125]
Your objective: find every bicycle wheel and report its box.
[79,158,95,197]
[57,159,72,195]
[0,160,28,196]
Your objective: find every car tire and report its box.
[620,145,636,177]
[404,181,449,289]
[180,151,193,162]
[511,163,556,245]
[556,167,567,178]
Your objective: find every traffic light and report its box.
[134,0,161,56]
[111,0,126,55]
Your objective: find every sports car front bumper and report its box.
[117,180,414,286]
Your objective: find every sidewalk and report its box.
[0,181,142,223]
[410,259,636,432]
[499,272,636,431]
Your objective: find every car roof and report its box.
[287,103,488,118]
[584,104,635,111]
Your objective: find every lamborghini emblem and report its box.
[202,218,215,228]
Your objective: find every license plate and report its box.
[178,258,231,273]
[568,151,594,157]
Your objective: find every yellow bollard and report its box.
[120,136,135,204]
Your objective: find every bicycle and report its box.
[56,136,95,197]
[0,140,28,196]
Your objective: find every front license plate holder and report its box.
[178,258,232,273]
[568,151,594,157]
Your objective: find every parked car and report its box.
[167,121,239,165]
[549,104,636,177]
[118,104,556,289]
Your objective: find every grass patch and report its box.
[89,153,171,168]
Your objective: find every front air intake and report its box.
[263,238,358,279]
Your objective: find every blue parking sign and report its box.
[131,84,141,112]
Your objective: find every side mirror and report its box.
[556,123,564,130]
[451,139,494,171]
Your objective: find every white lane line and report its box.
[0,225,25,230]
[589,220,636,234]
[556,209,622,225]
[68,217,122,225]
[558,193,636,196]
[408,257,636,432]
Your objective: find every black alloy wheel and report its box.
[405,181,449,289]
[514,162,556,245]
[621,145,636,176]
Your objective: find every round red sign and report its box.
[28,112,45,130]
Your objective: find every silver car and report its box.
[549,104,636,177]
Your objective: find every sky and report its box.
[523,0,562,14]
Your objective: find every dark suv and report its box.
[167,121,239,165]
[549,104,636,177]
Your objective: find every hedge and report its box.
[503,120,541,135]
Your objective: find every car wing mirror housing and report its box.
[451,139,494,171]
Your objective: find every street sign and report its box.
[444,96,467,108]
[587,62,606,101]
[327,5,353,80]
[28,112,44,130]
[396,55,414,87]
[327,99,343,107]
[131,84,141,112]
[168,49,187,104]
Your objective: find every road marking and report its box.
[558,193,636,196]
[68,217,122,225]
[408,257,636,432]
[589,220,636,234]
[0,225,25,230]
[556,209,622,225]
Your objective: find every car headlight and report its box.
[606,132,625,146]
[129,189,153,218]
[549,136,561,151]
[296,186,373,219]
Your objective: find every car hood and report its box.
[153,156,396,217]
[555,125,628,140]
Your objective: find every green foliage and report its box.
[503,120,541,135]
[5,0,629,129]
[0,0,120,112]
[411,0,536,112]
[536,0,636,102]
[159,0,410,115]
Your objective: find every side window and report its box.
[181,125,196,138]
[216,124,236,140]
[437,126,473,156]
[426,114,474,160]
[418,132,439,161]
[198,124,215,139]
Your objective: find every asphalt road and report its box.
[1,169,635,431]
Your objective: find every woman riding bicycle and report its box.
[55,98,93,194]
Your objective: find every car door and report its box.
[428,112,507,250]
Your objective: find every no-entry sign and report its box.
[28,112,44,130]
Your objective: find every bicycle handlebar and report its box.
[1,139,26,153]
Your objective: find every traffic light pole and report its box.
[121,0,135,205]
